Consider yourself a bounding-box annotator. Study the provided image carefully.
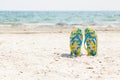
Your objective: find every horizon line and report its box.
[0,10,120,12]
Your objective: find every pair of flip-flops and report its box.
[70,27,97,56]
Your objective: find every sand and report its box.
[0,27,120,80]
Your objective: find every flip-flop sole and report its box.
[70,28,83,56]
[84,28,97,56]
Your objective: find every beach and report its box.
[0,26,120,80]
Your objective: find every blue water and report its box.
[0,11,120,25]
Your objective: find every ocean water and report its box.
[0,11,120,26]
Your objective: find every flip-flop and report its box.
[84,28,97,56]
[70,27,83,56]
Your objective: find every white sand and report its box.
[0,28,120,80]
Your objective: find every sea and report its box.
[0,11,120,27]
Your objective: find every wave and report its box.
[0,22,120,28]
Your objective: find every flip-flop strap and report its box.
[84,35,97,50]
[70,35,82,46]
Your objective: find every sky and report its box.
[0,0,120,11]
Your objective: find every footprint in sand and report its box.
[53,52,61,61]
